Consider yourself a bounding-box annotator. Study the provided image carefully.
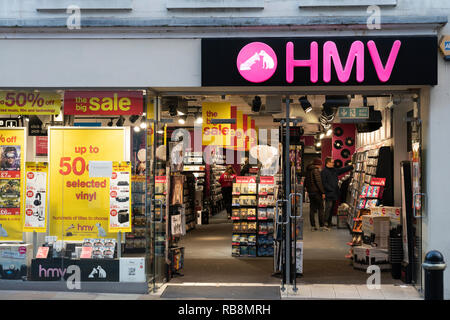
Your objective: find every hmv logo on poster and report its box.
[202,36,437,86]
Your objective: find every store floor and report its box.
[172,204,404,286]
[172,210,279,284]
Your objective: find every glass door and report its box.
[146,95,168,292]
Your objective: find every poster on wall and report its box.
[49,128,126,240]
[35,136,48,157]
[0,128,25,241]
[109,161,131,233]
[23,162,48,232]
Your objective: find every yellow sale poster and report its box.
[23,162,48,233]
[108,161,131,233]
[0,128,25,241]
[49,128,125,240]
[0,91,61,115]
[202,102,232,147]
[236,111,245,151]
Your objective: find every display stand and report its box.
[231,176,276,258]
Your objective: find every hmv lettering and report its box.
[239,40,401,84]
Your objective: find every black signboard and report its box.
[202,36,437,86]
[28,116,47,136]
[31,258,120,282]
[0,118,19,128]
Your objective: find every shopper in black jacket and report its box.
[304,158,326,231]
[321,157,353,228]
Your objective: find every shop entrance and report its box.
[146,91,425,295]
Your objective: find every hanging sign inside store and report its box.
[338,107,370,119]
[202,102,233,147]
[0,128,25,241]
[23,162,48,233]
[63,91,144,115]
[0,91,61,115]
[48,128,126,241]
[108,161,131,233]
[202,36,438,86]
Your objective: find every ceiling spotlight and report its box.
[24,116,30,122]
[326,128,333,136]
[157,130,164,134]
[252,96,262,113]
[169,105,177,117]
[116,115,125,127]
[134,126,141,132]
[107,119,114,127]
[316,142,322,147]
[178,115,187,125]
[177,110,185,116]
[129,115,140,123]
[140,116,147,129]
[195,114,203,124]
[299,96,312,113]
[319,133,325,139]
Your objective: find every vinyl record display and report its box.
[333,127,343,137]
[334,140,343,150]
[345,137,354,147]
[341,149,351,159]
[334,159,343,168]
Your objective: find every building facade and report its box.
[0,0,450,297]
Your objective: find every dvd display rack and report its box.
[210,154,226,216]
[231,176,276,257]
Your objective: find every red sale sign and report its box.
[64,91,144,115]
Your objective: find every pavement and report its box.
[0,206,424,300]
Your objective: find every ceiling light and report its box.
[319,133,325,139]
[178,116,187,125]
[326,129,333,136]
[195,116,203,124]
[24,116,30,122]
[177,110,185,116]
[157,130,164,134]
[134,126,141,132]
[316,142,321,147]
[252,96,262,113]
[169,105,177,117]
[107,119,113,127]
[129,115,140,123]
[116,115,125,127]
[140,116,147,129]
[299,96,312,113]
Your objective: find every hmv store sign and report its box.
[201,36,437,86]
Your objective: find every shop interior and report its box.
[0,90,423,292]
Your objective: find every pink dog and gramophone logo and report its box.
[236,42,278,83]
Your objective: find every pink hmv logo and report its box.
[237,42,278,83]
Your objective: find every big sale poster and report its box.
[202,102,232,147]
[23,162,48,233]
[108,161,131,233]
[0,128,25,241]
[49,128,126,240]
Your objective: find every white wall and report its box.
[0,39,201,88]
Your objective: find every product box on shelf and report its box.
[369,206,401,228]
[362,215,390,249]
[0,244,33,280]
[119,257,145,282]
[353,245,390,271]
